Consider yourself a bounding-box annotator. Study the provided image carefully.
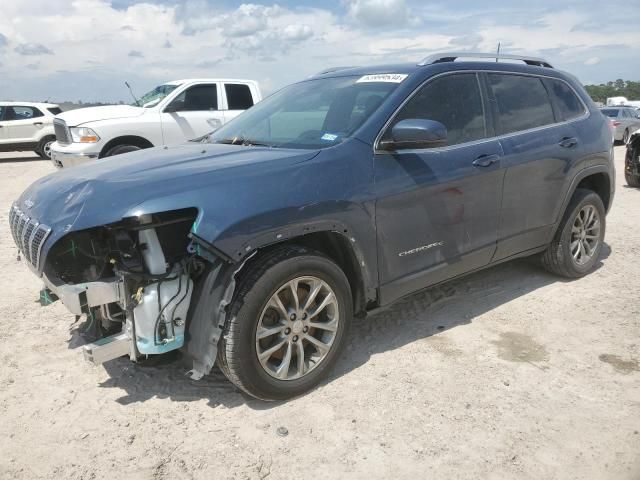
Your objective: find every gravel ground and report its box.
[0,148,638,480]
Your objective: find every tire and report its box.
[540,188,606,278]
[626,171,640,188]
[626,146,640,187]
[36,136,55,159]
[623,129,630,145]
[217,245,353,401]
[103,144,141,158]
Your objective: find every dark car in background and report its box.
[10,52,614,400]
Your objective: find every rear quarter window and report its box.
[47,107,62,115]
[546,79,586,121]
[488,74,555,134]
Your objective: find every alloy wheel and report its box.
[43,141,53,159]
[570,204,601,265]
[255,276,339,381]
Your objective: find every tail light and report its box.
[612,120,621,128]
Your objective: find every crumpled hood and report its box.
[57,105,145,126]
[16,143,320,264]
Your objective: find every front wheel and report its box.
[217,246,353,401]
[540,189,605,278]
[103,144,141,158]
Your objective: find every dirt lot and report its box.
[0,148,638,480]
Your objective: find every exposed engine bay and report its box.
[37,208,230,376]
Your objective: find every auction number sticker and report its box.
[356,73,408,83]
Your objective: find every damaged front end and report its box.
[11,204,236,378]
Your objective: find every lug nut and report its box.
[293,335,299,342]
[303,326,309,333]
[284,328,291,335]
[302,313,307,319]
[290,313,296,321]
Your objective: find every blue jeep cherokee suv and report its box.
[10,52,614,400]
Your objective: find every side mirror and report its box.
[380,119,447,150]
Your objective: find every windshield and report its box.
[208,76,401,149]
[601,109,619,117]
[134,84,180,108]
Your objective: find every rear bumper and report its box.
[51,149,99,168]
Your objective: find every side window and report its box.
[47,107,62,115]
[168,84,218,112]
[488,74,555,134]
[9,106,44,120]
[225,84,254,110]
[546,79,585,121]
[387,73,486,146]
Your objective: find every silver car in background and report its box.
[601,106,640,144]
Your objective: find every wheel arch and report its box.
[99,135,154,158]
[256,231,371,316]
[551,165,613,240]
[193,225,376,316]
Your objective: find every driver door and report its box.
[160,83,224,144]
[374,72,505,304]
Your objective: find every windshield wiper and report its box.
[215,136,274,147]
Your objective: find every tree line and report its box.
[584,80,640,104]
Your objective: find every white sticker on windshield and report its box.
[356,73,408,83]
[321,133,338,141]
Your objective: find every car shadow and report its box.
[0,154,45,164]
[80,245,610,409]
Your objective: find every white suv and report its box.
[51,79,262,168]
[0,102,61,159]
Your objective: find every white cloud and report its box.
[346,0,410,27]
[0,1,637,101]
[584,56,600,66]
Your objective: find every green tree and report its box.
[584,79,640,104]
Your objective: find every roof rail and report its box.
[314,66,358,76]
[418,52,553,68]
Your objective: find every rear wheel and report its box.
[217,246,352,401]
[103,144,141,158]
[622,129,630,145]
[540,189,605,278]
[36,136,55,159]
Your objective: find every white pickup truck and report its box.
[50,78,261,168]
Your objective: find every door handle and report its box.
[472,154,500,167]
[559,137,578,148]
[33,122,43,126]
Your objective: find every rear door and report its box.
[374,72,505,304]
[488,73,586,260]
[160,83,225,144]
[5,106,45,143]
[222,82,255,123]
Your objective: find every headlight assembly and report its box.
[69,127,100,143]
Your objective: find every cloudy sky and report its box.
[0,0,639,102]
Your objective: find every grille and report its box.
[53,118,71,145]
[8,203,52,271]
